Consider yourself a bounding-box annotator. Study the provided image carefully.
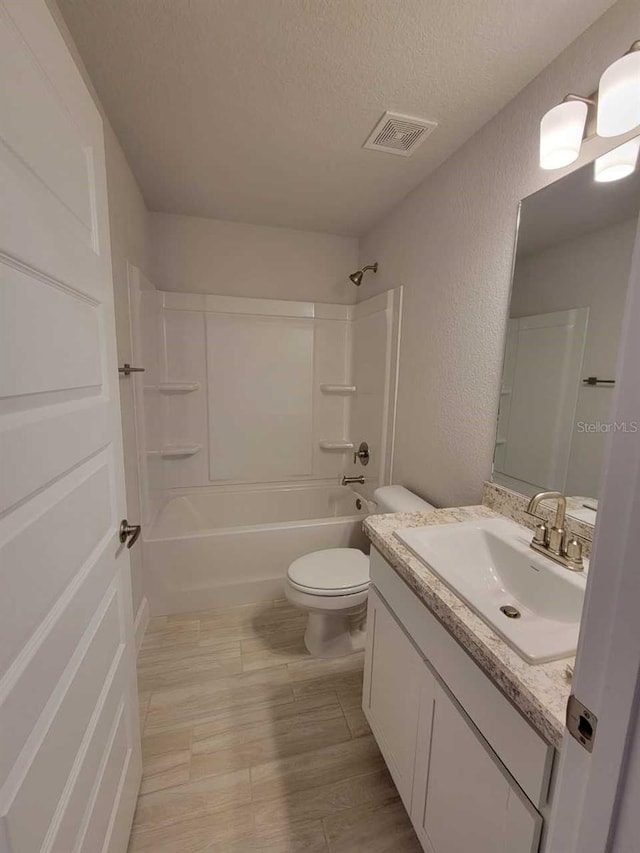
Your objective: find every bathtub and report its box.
[142,484,371,615]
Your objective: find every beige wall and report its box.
[48,0,153,616]
[149,213,359,305]
[358,0,639,508]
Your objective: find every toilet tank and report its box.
[373,485,434,513]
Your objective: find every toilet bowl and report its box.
[285,485,434,658]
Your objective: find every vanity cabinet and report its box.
[363,580,434,806]
[411,681,540,853]
[364,550,549,853]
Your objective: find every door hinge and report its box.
[567,694,598,753]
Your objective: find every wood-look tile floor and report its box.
[129,599,422,853]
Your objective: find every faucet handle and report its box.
[563,535,585,571]
[532,521,549,546]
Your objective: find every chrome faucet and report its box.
[342,475,365,486]
[526,491,584,571]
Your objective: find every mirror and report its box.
[493,140,640,524]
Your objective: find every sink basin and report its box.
[395,517,587,664]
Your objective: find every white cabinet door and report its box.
[0,2,141,851]
[412,684,541,853]
[363,587,436,809]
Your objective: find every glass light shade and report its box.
[539,101,588,170]
[597,50,640,137]
[594,137,640,182]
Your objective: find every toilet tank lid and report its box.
[373,485,434,513]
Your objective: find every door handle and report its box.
[119,519,141,549]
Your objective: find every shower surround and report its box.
[130,277,402,614]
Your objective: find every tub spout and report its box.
[342,475,365,486]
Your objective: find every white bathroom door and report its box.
[0,2,141,852]
[494,308,588,495]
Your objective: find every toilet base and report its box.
[304,605,367,658]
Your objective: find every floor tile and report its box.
[241,638,309,673]
[323,798,423,852]
[140,626,200,650]
[190,694,350,780]
[137,638,241,668]
[205,818,329,853]
[133,769,252,831]
[287,652,365,684]
[191,692,339,742]
[140,749,191,794]
[199,610,307,645]
[128,805,252,853]
[144,665,294,731]
[138,650,242,692]
[341,704,371,738]
[253,768,399,834]
[250,735,385,802]
[240,622,308,653]
[290,656,365,701]
[138,691,151,731]
[142,726,193,760]
[146,616,168,633]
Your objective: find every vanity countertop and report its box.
[364,505,573,749]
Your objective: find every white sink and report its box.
[395,517,587,664]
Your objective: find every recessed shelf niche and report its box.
[319,384,356,395]
[319,440,355,451]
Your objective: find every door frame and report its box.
[546,217,640,851]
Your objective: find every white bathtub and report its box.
[142,484,371,615]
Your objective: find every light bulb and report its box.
[594,137,640,182]
[540,101,588,170]
[597,49,640,138]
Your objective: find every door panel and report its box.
[0,2,140,851]
[0,265,102,397]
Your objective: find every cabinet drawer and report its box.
[370,548,554,808]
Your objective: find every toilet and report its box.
[285,485,434,658]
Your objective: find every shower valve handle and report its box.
[354,441,370,466]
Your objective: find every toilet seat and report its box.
[287,548,369,597]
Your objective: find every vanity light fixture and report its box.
[540,40,640,176]
[594,136,640,182]
[539,96,591,170]
[597,41,640,137]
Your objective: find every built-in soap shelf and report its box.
[149,445,202,459]
[144,381,200,394]
[319,440,355,452]
[319,384,356,395]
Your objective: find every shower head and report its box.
[349,262,378,286]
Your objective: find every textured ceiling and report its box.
[58,0,617,235]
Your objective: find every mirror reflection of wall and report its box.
[493,140,640,522]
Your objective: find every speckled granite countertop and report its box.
[364,505,572,749]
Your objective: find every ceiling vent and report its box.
[363,111,438,157]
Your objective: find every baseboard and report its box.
[133,596,149,654]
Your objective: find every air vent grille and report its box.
[363,111,438,157]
